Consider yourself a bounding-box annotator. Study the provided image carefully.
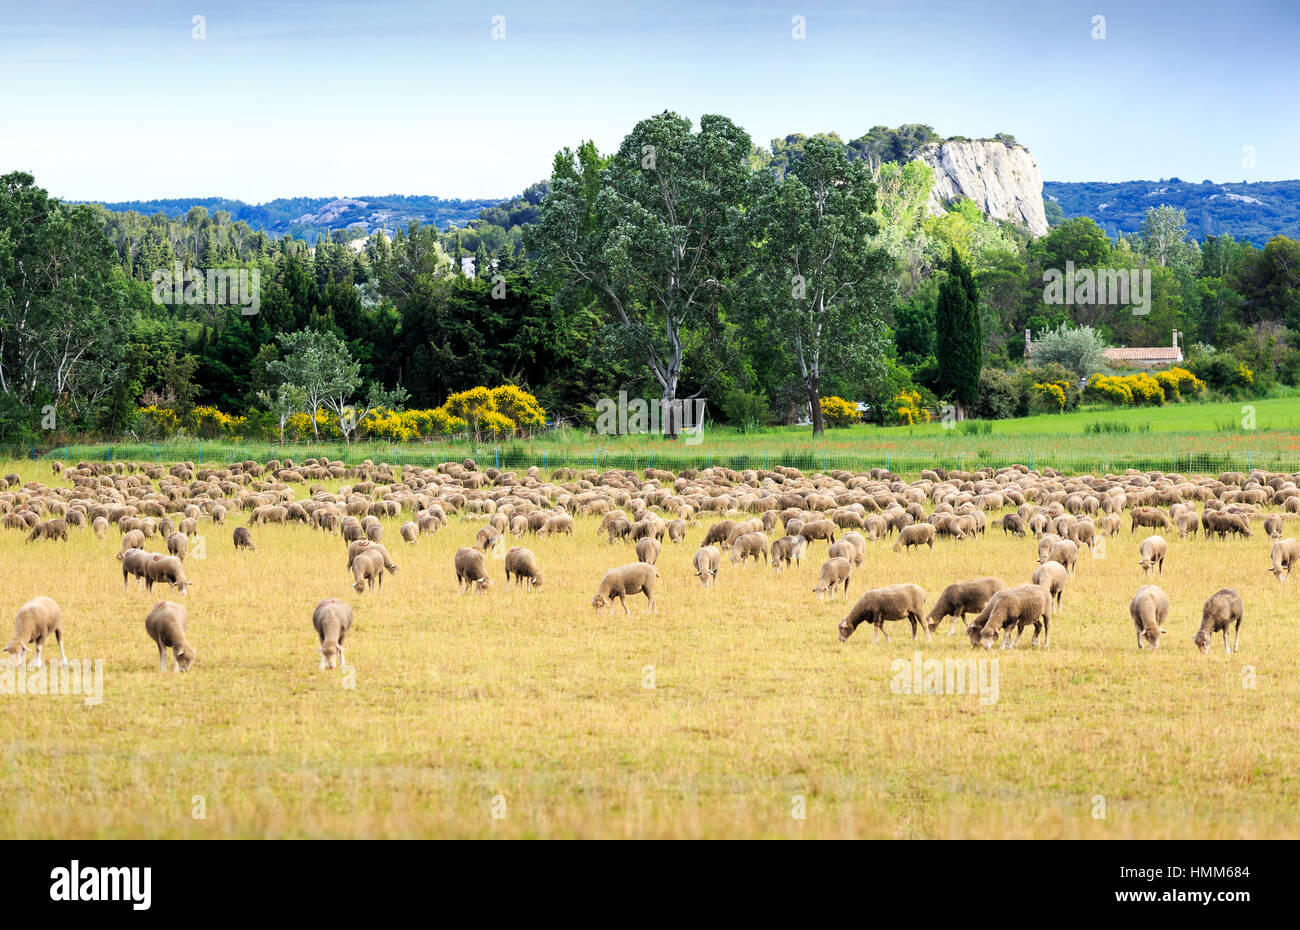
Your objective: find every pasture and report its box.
[0,458,1296,839]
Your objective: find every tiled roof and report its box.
[1103,347,1182,360]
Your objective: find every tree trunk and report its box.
[808,380,825,437]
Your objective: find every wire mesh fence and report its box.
[2,441,1297,477]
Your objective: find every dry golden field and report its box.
[0,462,1296,839]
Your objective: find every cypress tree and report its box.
[934,250,982,419]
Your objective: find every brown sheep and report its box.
[729,532,768,567]
[892,523,935,552]
[635,536,662,565]
[967,584,1053,650]
[144,554,191,596]
[701,520,736,549]
[6,596,67,668]
[25,519,68,543]
[400,521,418,544]
[476,525,501,552]
[926,577,1007,636]
[997,513,1026,537]
[346,539,399,574]
[1263,514,1283,539]
[1175,511,1200,538]
[1043,539,1080,576]
[504,547,543,589]
[770,534,806,571]
[813,557,853,600]
[837,583,927,643]
[1138,535,1167,576]
[693,546,721,587]
[1031,560,1069,611]
[120,547,151,591]
[666,519,687,543]
[92,516,109,538]
[351,548,387,595]
[1131,507,1172,533]
[539,514,574,537]
[233,526,256,551]
[1130,585,1169,650]
[605,515,633,544]
[453,546,492,594]
[166,531,188,561]
[1195,588,1243,655]
[799,519,837,545]
[592,563,660,614]
[145,600,196,672]
[1268,538,1299,580]
[313,598,354,669]
[119,529,146,554]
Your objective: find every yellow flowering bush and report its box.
[819,395,860,427]
[139,405,179,438]
[890,390,930,426]
[1031,381,1069,412]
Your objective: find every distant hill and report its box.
[87,194,507,243]
[1042,179,1300,245]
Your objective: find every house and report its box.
[1024,329,1184,370]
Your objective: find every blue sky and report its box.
[1,0,1297,202]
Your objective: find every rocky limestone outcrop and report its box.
[915,140,1048,237]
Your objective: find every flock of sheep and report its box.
[3,457,1297,674]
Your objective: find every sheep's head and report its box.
[530,576,544,589]
[320,643,342,670]
[837,617,858,642]
[354,579,367,594]
[5,643,28,667]
[591,594,608,612]
[1193,630,1212,655]
[475,577,492,594]
[175,645,196,672]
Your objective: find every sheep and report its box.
[1195,588,1243,655]
[605,515,633,544]
[1205,510,1253,539]
[6,596,67,668]
[1175,511,1200,538]
[143,554,191,596]
[926,577,1007,636]
[592,563,660,614]
[92,516,109,538]
[837,583,927,643]
[25,518,68,543]
[966,584,1053,650]
[813,557,853,600]
[119,529,146,554]
[1138,535,1167,576]
[1268,538,1299,580]
[666,519,686,543]
[701,520,736,548]
[799,519,838,544]
[120,547,151,591]
[729,532,768,567]
[892,523,935,553]
[232,526,256,551]
[996,513,1026,537]
[1263,514,1284,539]
[400,521,418,544]
[1130,585,1169,650]
[635,536,662,565]
[1100,513,1123,537]
[312,598,354,669]
[1131,507,1172,532]
[351,548,387,595]
[476,525,501,552]
[539,514,574,537]
[838,531,867,566]
[693,546,722,587]
[770,534,806,571]
[345,540,399,574]
[1043,539,1080,576]
[1031,560,1069,611]
[145,600,196,672]
[453,546,492,594]
[166,531,188,561]
[504,546,543,589]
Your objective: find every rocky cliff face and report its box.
[915,140,1049,237]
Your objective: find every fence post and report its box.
[198,440,202,465]
[107,444,111,462]
[154,442,157,462]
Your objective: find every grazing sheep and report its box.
[1131,507,1172,532]
[837,583,927,643]
[92,516,109,538]
[592,563,660,614]
[1205,510,1253,539]
[119,529,146,554]
[120,547,151,591]
[693,546,722,587]
[6,596,67,668]
[25,519,68,543]
[1043,539,1080,576]
[143,554,191,596]
[351,548,387,595]
[770,534,806,571]
[166,531,188,561]
[1175,511,1200,538]
[1195,588,1243,655]
[539,514,574,537]
[504,546,543,589]
[635,536,662,565]
[813,557,853,600]
[967,584,1053,650]
[1263,514,1283,539]
[926,577,1008,636]
[838,531,868,566]
[233,526,256,551]
[145,600,196,672]
[701,520,736,549]
[605,515,633,544]
[1138,535,1168,576]
[1100,513,1123,537]
[1130,585,1169,650]
[400,521,418,544]
[799,519,837,545]
[312,598,354,669]
[345,540,399,574]
[666,519,686,543]
[1031,560,1069,610]
[476,525,501,552]
[997,514,1026,537]
[1268,538,1299,580]
[453,546,492,594]
[729,532,768,567]
[892,523,935,553]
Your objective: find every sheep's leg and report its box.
[1042,617,1050,648]
[158,643,168,672]
[29,642,43,669]
[339,646,346,669]
[319,650,328,671]
[620,596,629,617]
[56,630,68,667]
